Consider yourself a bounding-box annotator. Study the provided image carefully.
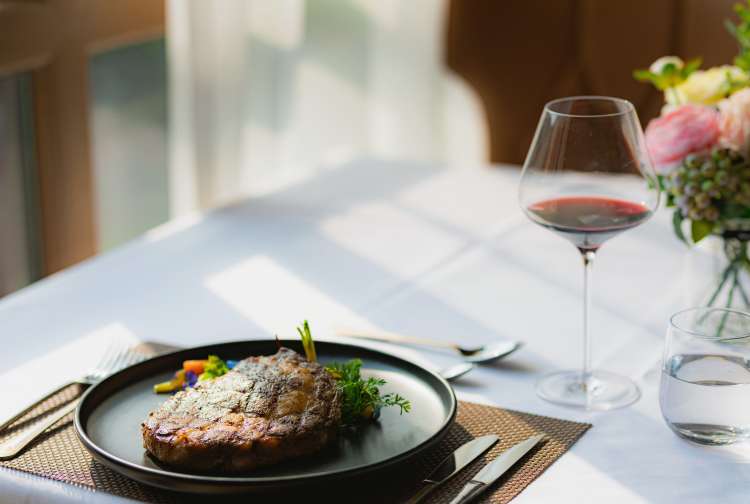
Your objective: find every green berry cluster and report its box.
[668,148,750,222]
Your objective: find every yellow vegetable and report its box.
[153,370,186,393]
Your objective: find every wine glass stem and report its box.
[581,250,595,395]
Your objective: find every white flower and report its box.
[666,66,748,106]
[650,56,684,74]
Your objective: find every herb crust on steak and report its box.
[142,347,342,472]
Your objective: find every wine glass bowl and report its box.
[519,96,659,252]
[519,96,660,410]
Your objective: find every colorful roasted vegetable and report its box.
[183,360,207,375]
[199,355,229,381]
[154,356,233,394]
[153,369,186,394]
[185,370,198,387]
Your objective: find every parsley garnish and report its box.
[325,359,411,425]
[295,321,411,426]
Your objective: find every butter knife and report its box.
[404,434,499,504]
[448,434,545,504]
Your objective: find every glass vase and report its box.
[691,220,750,319]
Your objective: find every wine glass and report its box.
[518,96,660,410]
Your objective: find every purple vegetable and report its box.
[185,370,198,387]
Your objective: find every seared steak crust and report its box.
[142,348,342,472]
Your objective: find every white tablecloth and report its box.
[0,159,747,503]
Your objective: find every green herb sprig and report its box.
[325,359,411,425]
[297,320,317,362]
[295,321,411,426]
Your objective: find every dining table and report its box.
[0,159,747,503]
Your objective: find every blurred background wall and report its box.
[0,0,744,295]
[446,0,739,164]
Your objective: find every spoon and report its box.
[337,329,522,364]
[439,362,475,381]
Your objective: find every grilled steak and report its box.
[142,347,342,472]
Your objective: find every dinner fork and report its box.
[0,345,146,460]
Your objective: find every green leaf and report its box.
[691,219,714,243]
[727,2,750,71]
[673,211,688,245]
[632,69,670,89]
[738,0,750,21]
[726,18,739,38]
[736,54,750,72]
[662,63,678,76]
[656,174,668,192]
[682,57,702,77]
[633,69,654,81]
[723,201,750,219]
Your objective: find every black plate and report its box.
[75,340,457,493]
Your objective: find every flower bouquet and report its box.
[634,1,750,311]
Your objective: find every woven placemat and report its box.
[0,388,590,504]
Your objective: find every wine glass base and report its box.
[536,370,641,411]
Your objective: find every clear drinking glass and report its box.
[661,307,750,445]
[519,96,660,410]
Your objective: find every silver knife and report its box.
[448,434,545,504]
[404,434,499,504]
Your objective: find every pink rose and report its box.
[645,104,720,173]
[718,88,750,156]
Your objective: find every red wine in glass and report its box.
[527,196,652,252]
[518,96,659,411]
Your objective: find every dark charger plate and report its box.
[75,339,457,493]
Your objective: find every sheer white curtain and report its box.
[166,0,487,216]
